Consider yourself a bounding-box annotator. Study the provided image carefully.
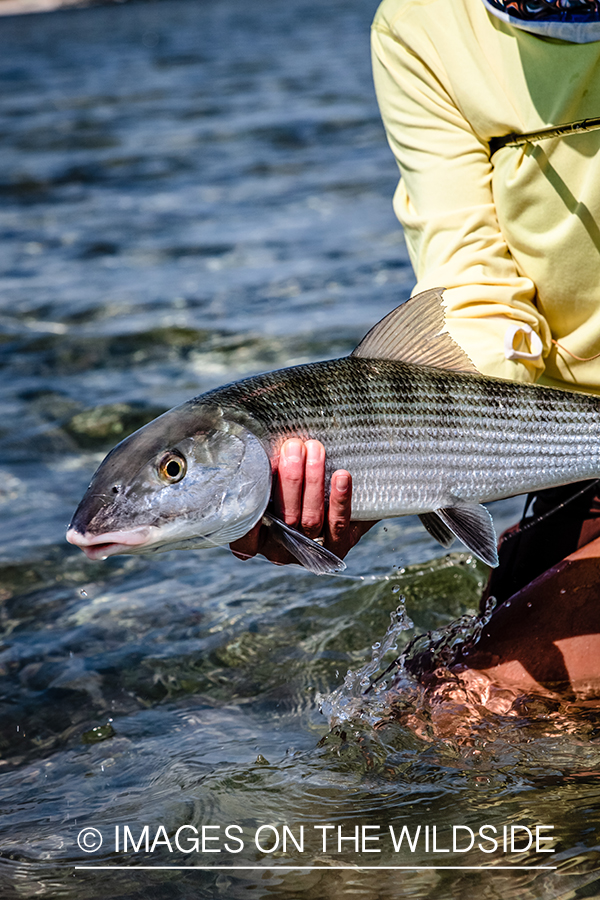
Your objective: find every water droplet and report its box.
[560,588,566,594]
[392,585,401,594]
[372,642,381,650]
[80,590,88,597]
[527,602,532,608]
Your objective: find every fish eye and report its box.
[158,450,187,484]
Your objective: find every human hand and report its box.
[230,438,376,566]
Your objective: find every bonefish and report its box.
[67,289,600,573]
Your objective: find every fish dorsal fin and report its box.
[351,288,479,374]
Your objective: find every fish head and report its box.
[66,402,272,560]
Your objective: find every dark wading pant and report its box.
[482,480,600,607]
[403,482,600,681]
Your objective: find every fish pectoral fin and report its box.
[262,513,346,575]
[434,502,499,568]
[419,512,455,549]
[351,287,479,374]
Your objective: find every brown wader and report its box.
[483,480,600,605]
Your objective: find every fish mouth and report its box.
[66,527,152,560]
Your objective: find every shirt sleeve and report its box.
[371,20,552,382]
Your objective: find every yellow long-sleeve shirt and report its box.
[371,0,600,391]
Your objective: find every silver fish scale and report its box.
[205,357,600,519]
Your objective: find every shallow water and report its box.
[2,1,600,898]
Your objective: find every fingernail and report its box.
[335,473,349,493]
[306,440,324,464]
[282,439,303,464]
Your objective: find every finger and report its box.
[275,439,306,526]
[324,472,377,559]
[326,470,352,546]
[300,440,326,538]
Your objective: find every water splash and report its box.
[318,592,501,734]
[402,592,497,679]
[317,602,414,727]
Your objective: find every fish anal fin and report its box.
[419,512,455,549]
[351,288,479,375]
[435,502,499,567]
[262,513,346,575]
